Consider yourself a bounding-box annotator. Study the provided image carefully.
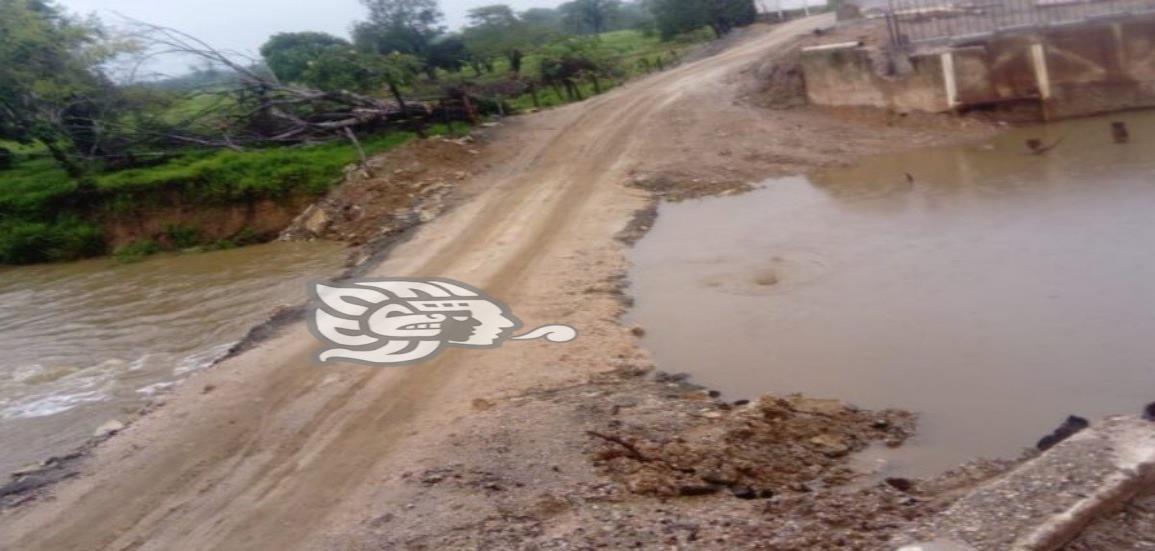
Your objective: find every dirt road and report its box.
[0,14,991,549]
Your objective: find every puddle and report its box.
[628,111,1155,476]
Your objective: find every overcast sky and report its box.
[57,0,564,75]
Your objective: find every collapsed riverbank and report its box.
[0,16,1036,549]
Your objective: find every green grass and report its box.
[418,28,713,108]
[0,157,76,217]
[0,140,47,155]
[0,218,104,264]
[0,128,430,265]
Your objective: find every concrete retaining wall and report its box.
[800,15,1155,119]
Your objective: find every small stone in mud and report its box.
[753,271,779,286]
[731,486,758,499]
[679,484,720,496]
[202,384,216,394]
[93,420,125,439]
[653,371,690,383]
[884,477,914,492]
[808,434,851,457]
[1143,401,1155,421]
[630,326,646,337]
[733,399,750,406]
[789,397,849,416]
[611,396,640,408]
[471,398,495,411]
[368,513,394,527]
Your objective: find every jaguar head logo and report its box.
[309,278,576,365]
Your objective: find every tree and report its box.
[559,0,621,35]
[520,7,563,30]
[302,49,420,110]
[259,32,351,84]
[124,20,430,150]
[461,4,541,75]
[424,34,468,74]
[704,0,756,36]
[467,4,518,26]
[352,0,445,58]
[0,0,122,178]
[538,37,614,100]
[650,0,754,39]
[612,1,655,32]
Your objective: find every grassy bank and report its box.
[0,131,421,264]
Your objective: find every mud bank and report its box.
[100,194,314,249]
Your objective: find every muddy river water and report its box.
[630,111,1155,476]
[0,241,346,475]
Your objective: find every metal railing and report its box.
[881,0,1155,45]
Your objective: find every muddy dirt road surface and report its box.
[1,14,996,550]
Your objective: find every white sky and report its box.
[57,0,564,74]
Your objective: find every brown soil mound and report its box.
[589,394,914,498]
[281,134,496,251]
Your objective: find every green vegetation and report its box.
[111,239,162,263]
[0,0,756,265]
[0,132,419,264]
[97,131,416,203]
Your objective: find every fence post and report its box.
[1029,42,1054,120]
[941,51,959,110]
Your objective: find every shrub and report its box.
[164,224,203,249]
[0,219,105,264]
[112,239,162,262]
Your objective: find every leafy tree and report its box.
[559,0,621,35]
[461,4,552,75]
[424,34,468,74]
[0,0,121,178]
[520,7,564,30]
[612,1,655,32]
[259,32,351,84]
[467,3,518,26]
[704,0,756,36]
[459,3,535,73]
[538,37,614,100]
[352,0,445,58]
[301,49,421,109]
[650,0,754,39]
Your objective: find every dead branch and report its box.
[587,430,652,462]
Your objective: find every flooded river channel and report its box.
[0,241,346,474]
[629,111,1155,476]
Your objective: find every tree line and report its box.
[0,0,759,182]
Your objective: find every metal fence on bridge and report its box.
[882,0,1155,46]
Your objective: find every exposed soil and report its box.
[280,134,506,249]
[1,16,1016,550]
[342,366,1007,550]
[101,194,316,249]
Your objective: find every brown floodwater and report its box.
[0,241,346,475]
[629,111,1155,477]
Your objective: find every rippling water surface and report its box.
[629,111,1155,476]
[0,241,346,474]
